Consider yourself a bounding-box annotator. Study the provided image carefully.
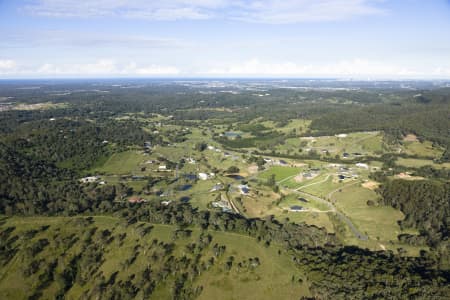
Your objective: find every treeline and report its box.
[310,103,450,146]
[3,118,153,171]
[376,179,450,267]
[377,180,450,243]
[0,142,122,216]
[297,246,450,299]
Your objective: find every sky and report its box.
[1,0,450,79]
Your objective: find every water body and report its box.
[226,174,244,180]
[224,131,241,137]
[178,184,192,191]
[180,196,191,203]
[184,174,197,180]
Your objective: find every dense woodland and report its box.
[0,80,449,299]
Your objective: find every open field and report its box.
[0,216,310,300]
[396,158,450,169]
[332,185,415,242]
[258,166,303,182]
[401,140,444,158]
[93,150,146,174]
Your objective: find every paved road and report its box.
[294,189,368,241]
[295,174,330,191]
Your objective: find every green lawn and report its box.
[93,150,146,174]
[0,216,310,300]
[402,141,443,158]
[259,166,302,182]
[396,158,450,169]
[333,186,408,242]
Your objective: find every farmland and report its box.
[1,79,449,299]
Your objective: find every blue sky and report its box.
[1,0,450,78]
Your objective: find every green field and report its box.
[93,150,146,174]
[259,166,302,182]
[396,158,450,169]
[333,186,411,242]
[402,141,443,158]
[0,216,310,300]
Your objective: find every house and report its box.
[211,200,232,212]
[79,176,100,183]
[128,196,145,203]
[187,157,196,164]
[338,174,346,180]
[356,163,369,169]
[198,172,209,180]
[290,205,304,212]
[298,197,308,203]
[158,165,167,171]
[238,184,250,195]
[336,133,348,138]
[161,200,172,206]
[211,183,224,192]
[207,145,215,150]
[342,153,350,158]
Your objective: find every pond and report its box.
[184,174,197,180]
[226,174,244,180]
[180,196,191,203]
[178,184,192,191]
[224,131,241,137]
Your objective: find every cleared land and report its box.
[0,216,310,300]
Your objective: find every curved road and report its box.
[293,187,368,241]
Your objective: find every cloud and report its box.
[23,0,386,23]
[23,0,226,20]
[0,59,18,73]
[231,0,386,23]
[3,58,450,79]
[0,59,17,69]
[204,58,429,78]
[0,31,184,50]
[0,59,181,77]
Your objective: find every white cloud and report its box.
[0,59,181,77]
[0,59,17,73]
[24,0,226,20]
[231,0,386,23]
[3,58,450,79]
[24,0,386,23]
[204,58,432,78]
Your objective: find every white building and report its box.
[198,172,209,180]
[356,163,369,169]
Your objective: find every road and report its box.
[295,174,330,191]
[293,188,368,241]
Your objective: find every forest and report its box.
[0,79,449,299]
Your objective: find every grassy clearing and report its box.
[0,216,310,300]
[332,186,409,242]
[402,141,443,158]
[93,150,145,174]
[259,166,302,182]
[275,211,335,233]
[300,175,348,197]
[396,158,450,169]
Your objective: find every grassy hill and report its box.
[0,216,310,300]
